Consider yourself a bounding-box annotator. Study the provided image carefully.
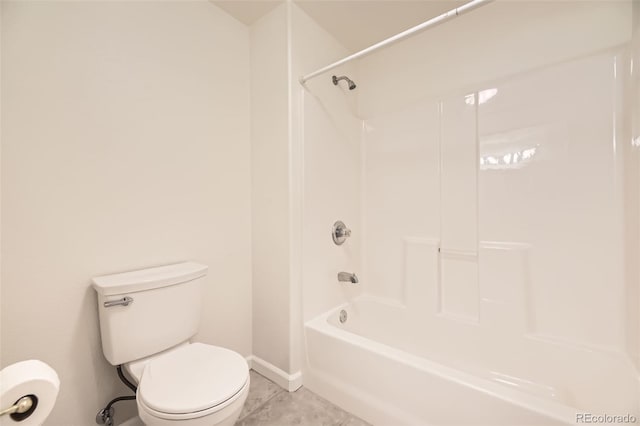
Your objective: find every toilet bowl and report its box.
[127,343,249,426]
[92,262,249,426]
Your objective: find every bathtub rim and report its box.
[304,300,578,425]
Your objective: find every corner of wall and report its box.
[249,2,293,375]
[246,355,302,392]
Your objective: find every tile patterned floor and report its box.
[237,370,370,426]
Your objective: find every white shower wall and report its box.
[300,0,638,418]
[249,2,365,384]
[357,0,635,359]
[295,5,363,323]
[302,1,640,424]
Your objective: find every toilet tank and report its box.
[92,262,208,366]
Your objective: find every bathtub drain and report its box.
[339,310,347,324]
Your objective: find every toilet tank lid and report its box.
[92,262,208,296]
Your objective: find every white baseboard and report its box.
[245,355,303,392]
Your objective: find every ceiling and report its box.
[212,1,283,26]
[212,0,467,52]
[295,1,466,52]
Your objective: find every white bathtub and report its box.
[303,295,639,426]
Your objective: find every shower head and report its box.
[332,75,356,90]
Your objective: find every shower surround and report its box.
[300,1,640,425]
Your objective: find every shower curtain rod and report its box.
[299,0,493,85]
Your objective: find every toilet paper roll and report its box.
[0,360,60,426]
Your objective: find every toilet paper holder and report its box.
[0,394,37,420]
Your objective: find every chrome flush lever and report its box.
[103,297,134,308]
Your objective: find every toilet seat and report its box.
[136,343,249,420]
[137,379,249,422]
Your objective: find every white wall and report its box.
[630,0,640,371]
[248,2,362,381]
[0,2,251,425]
[249,3,292,375]
[0,0,3,373]
[292,4,362,324]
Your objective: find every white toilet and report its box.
[92,262,249,426]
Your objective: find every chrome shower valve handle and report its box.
[332,221,352,245]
